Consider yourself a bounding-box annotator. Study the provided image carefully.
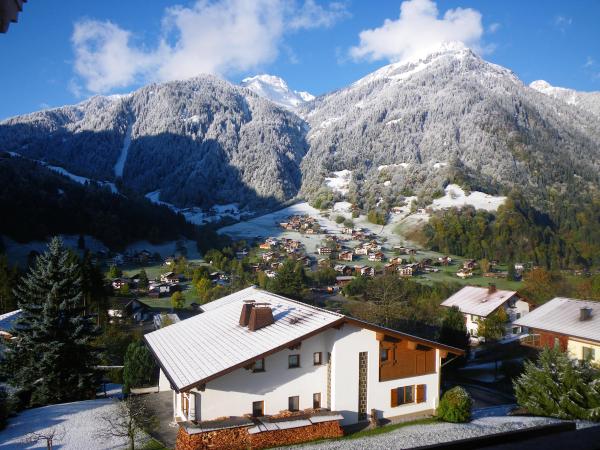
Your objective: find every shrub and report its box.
[335,215,345,224]
[437,387,472,423]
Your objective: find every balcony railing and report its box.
[520,334,541,348]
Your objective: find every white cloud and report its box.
[488,22,500,33]
[349,0,484,63]
[554,15,572,32]
[288,0,350,30]
[71,0,348,94]
[584,56,595,68]
[72,20,157,93]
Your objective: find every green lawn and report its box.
[342,417,438,439]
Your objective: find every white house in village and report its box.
[145,286,462,441]
[441,285,530,339]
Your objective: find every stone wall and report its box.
[176,420,343,450]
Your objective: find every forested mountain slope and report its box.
[0,76,308,210]
[299,44,600,211]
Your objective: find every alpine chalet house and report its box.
[145,286,462,449]
[441,285,530,340]
[514,297,599,364]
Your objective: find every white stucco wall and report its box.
[171,324,443,425]
[158,369,171,392]
[463,298,530,337]
[330,325,439,425]
[191,329,334,421]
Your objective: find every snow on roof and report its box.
[514,297,600,343]
[441,286,518,317]
[145,287,344,391]
[0,309,21,331]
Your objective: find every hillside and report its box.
[0,152,205,250]
[0,75,308,211]
[299,43,600,211]
[530,80,600,118]
[1,44,600,220]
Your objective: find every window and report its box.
[416,384,426,403]
[390,386,415,407]
[252,401,264,417]
[380,348,389,362]
[288,354,300,368]
[288,396,300,411]
[253,358,265,372]
[583,347,596,361]
[313,352,322,365]
[313,393,321,409]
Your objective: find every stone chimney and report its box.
[239,300,256,327]
[580,307,593,321]
[248,303,274,331]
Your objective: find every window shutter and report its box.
[391,388,398,407]
[417,384,426,403]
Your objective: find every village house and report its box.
[335,275,355,286]
[441,285,530,339]
[317,247,333,255]
[388,256,405,266]
[259,242,273,250]
[111,277,131,290]
[338,250,353,262]
[368,251,385,262]
[456,269,473,279]
[514,298,599,364]
[354,265,375,277]
[0,309,21,342]
[334,264,353,276]
[438,256,452,266]
[261,252,277,262]
[397,264,419,278]
[353,246,368,256]
[145,287,462,449]
[463,259,477,270]
[161,271,181,284]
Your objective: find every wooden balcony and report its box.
[520,334,541,348]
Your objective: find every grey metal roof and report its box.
[145,286,343,391]
[441,286,518,317]
[514,297,600,343]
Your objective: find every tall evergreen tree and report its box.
[1,237,101,407]
[137,269,149,291]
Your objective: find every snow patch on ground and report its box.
[145,191,245,225]
[114,122,132,178]
[0,398,150,450]
[431,184,506,212]
[324,170,352,196]
[377,163,410,171]
[291,413,569,449]
[333,202,352,213]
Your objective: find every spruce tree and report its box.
[514,346,600,421]
[137,269,149,291]
[122,342,156,394]
[1,237,101,406]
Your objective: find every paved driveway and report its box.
[144,391,179,448]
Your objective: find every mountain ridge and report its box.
[2,46,600,218]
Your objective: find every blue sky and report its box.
[1,0,599,119]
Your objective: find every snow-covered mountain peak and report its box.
[241,74,314,109]
[353,41,477,87]
[530,80,600,117]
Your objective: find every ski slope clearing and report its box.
[145,190,244,225]
[0,398,149,450]
[431,184,506,212]
[324,170,352,196]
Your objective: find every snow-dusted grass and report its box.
[324,170,352,196]
[0,398,149,450]
[145,191,244,225]
[289,413,569,449]
[431,184,506,212]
